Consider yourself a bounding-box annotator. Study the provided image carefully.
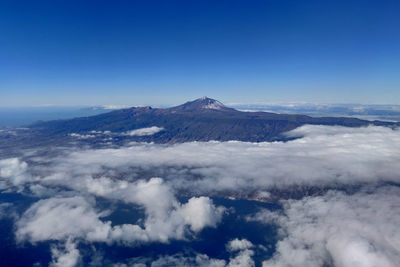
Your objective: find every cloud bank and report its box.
[1,124,400,266]
[35,125,400,196]
[247,186,400,267]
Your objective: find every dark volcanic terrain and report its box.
[0,97,398,151]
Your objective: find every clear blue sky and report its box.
[0,0,399,106]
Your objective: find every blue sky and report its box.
[0,0,399,106]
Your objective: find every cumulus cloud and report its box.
[50,238,81,267]
[225,239,255,267]
[124,126,164,136]
[16,196,111,243]
[227,249,255,267]
[180,197,225,232]
[227,238,254,252]
[250,186,400,267]
[0,157,31,187]
[16,178,225,246]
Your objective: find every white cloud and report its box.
[286,124,395,138]
[68,133,96,139]
[113,238,257,267]
[50,238,81,267]
[16,178,225,246]
[16,196,111,243]
[0,203,17,220]
[124,126,164,136]
[0,157,31,187]
[101,105,129,110]
[227,249,255,267]
[256,186,400,267]
[227,238,254,252]
[180,196,225,232]
[5,124,400,266]
[68,126,164,140]
[226,239,255,267]
[40,125,400,196]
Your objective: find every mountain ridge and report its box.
[18,97,397,147]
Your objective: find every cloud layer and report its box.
[248,186,400,267]
[32,125,400,196]
[1,125,400,266]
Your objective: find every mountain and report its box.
[10,97,393,147]
[170,96,234,112]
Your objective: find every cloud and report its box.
[50,238,81,267]
[180,197,225,232]
[124,126,164,136]
[286,124,396,138]
[68,133,96,139]
[227,238,254,252]
[16,178,225,246]
[250,186,400,267]
[4,125,400,266]
[112,239,256,267]
[108,178,225,244]
[227,249,255,267]
[0,202,17,220]
[33,125,400,197]
[0,157,31,187]
[16,196,111,243]
[67,126,164,141]
[226,239,255,267]
[100,105,129,110]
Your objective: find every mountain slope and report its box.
[26,97,398,145]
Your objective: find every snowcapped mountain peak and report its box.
[172,97,229,112]
[197,97,225,110]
